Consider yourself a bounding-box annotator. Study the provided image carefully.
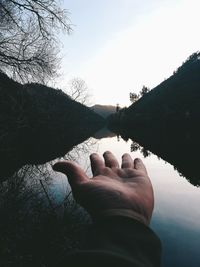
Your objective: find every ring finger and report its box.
[121,153,134,169]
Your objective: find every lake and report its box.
[53,128,200,267]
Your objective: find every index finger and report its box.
[90,153,105,176]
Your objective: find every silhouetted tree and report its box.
[0,0,72,83]
[140,85,150,97]
[176,51,200,74]
[130,92,139,103]
[67,78,91,105]
[109,52,200,186]
[116,103,120,112]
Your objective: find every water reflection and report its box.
[93,127,116,139]
[91,134,200,267]
[108,125,200,187]
[3,124,199,267]
[16,120,200,267]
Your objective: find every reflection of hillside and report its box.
[112,125,200,186]
[93,127,116,139]
[0,72,104,180]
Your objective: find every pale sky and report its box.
[58,0,200,106]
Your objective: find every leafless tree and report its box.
[67,77,91,105]
[0,0,72,83]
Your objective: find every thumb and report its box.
[53,161,88,188]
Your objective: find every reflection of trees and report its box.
[19,138,98,212]
[173,166,184,178]
[109,52,200,186]
[0,138,97,266]
[0,72,103,181]
[131,141,140,152]
[65,138,97,160]
[117,126,200,186]
[3,137,97,216]
[58,138,98,173]
[130,140,152,158]
[141,147,151,158]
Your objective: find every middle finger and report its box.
[103,151,119,168]
[121,153,134,169]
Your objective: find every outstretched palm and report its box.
[53,151,154,226]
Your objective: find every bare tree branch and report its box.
[0,0,72,83]
[67,78,91,106]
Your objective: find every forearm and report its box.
[61,216,161,267]
[54,153,160,266]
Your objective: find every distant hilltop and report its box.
[90,104,117,118]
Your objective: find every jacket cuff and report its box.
[93,208,149,226]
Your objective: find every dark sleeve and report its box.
[60,216,162,267]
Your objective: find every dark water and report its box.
[53,128,200,267]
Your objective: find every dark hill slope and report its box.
[108,52,200,186]
[0,72,104,180]
[125,52,200,125]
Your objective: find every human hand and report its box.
[53,151,154,226]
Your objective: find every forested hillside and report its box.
[0,72,104,180]
[108,52,200,185]
[110,52,200,128]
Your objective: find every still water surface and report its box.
[54,132,200,267]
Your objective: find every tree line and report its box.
[129,85,150,104]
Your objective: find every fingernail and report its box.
[135,158,140,162]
